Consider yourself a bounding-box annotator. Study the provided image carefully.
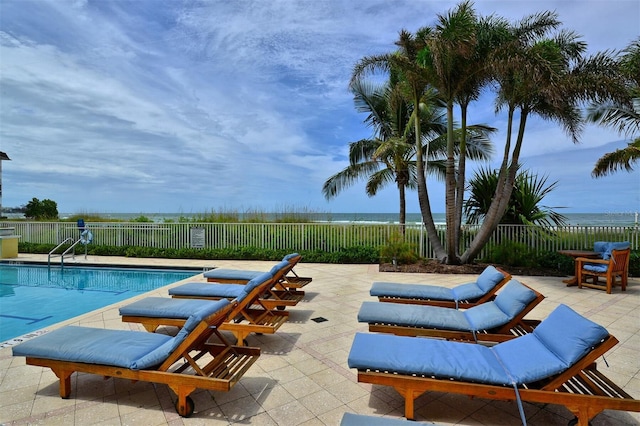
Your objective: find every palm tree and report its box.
[460,18,625,263]
[351,29,447,257]
[323,78,428,231]
[324,76,494,231]
[587,38,640,177]
[464,167,568,227]
[416,0,479,263]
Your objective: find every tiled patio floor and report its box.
[1,254,639,425]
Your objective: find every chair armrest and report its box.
[575,257,607,265]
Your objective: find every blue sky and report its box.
[1,0,638,215]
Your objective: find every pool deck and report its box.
[1,254,639,425]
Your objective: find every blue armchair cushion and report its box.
[583,263,609,273]
[595,241,630,260]
[593,241,609,256]
[169,282,245,299]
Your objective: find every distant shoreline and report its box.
[5,212,639,226]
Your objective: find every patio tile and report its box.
[1,255,639,425]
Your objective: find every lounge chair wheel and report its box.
[277,306,285,311]
[567,417,593,426]
[175,396,195,417]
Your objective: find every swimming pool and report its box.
[0,264,198,343]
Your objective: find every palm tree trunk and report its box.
[461,108,528,263]
[398,182,406,235]
[454,103,469,249]
[414,93,446,260]
[445,101,459,264]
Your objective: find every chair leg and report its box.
[577,269,583,288]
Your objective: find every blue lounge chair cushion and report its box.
[241,271,273,295]
[474,265,508,292]
[169,282,245,299]
[340,413,424,426]
[119,297,217,320]
[529,304,609,366]
[349,304,609,386]
[463,302,511,331]
[370,281,454,300]
[12,326,177,370]
[174,298,231,332]
[269,260,290,275]
[14,299,232,370]
[492,280,536,318]
[370,265,506,303]
[493,305,608,383]
[348,331,511,384]
[283,253,300,262]
[203,269,263,281]
[202,255,294,281]
[358,301,471,330]
[360,280,534,332]
[449,282,487,301]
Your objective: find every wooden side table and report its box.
[558,250,601,286]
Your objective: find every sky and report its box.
[1,0,639,216]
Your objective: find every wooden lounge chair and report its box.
[370,265,511,308]
[12,299,260,417]
[576,243,631,294]
[348,304,640,425]
[178,259,305,310]
[204,253,312,290]
[121,271,289,345]
[359,279,544,343]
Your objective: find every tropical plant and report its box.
[324,75,494,231]
[464,167,568,227]
[587,38,640,177]
[322,78,424,230]
[350,28,443,249]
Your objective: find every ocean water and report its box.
[43,211,640,226]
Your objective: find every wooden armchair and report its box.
[576,248,631,294]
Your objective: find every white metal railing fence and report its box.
[6,221,639,259]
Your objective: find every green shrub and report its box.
[379,232,419,265]
[483,241,536,267]
[534,250,574,275]
[630,251,639,277]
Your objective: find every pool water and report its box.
[0,264,198,343]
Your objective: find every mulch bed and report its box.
[379,259,563,277]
